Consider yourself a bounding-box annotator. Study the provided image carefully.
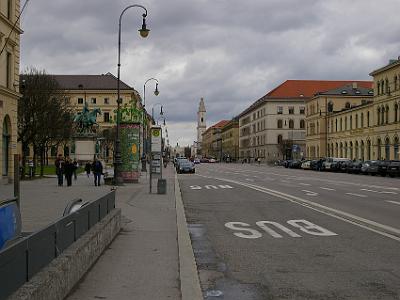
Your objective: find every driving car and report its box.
[177,160,195,174]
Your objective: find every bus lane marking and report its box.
[225,219,337,239]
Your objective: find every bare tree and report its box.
[19,68,74,177]
[277,139,293,160]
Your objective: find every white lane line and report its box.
[345,193,367,198]
[299,183,311,186]
[320,187,336,191]
[386,200,400,206]
[195,174,400,242]
[245,178,254,182]
[360,189,398,195]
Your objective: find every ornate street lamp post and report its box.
[141,78,159,171]
[114,4,150,185]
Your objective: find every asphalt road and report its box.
[178,163,400,300]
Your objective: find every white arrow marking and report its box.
[301,190,318,196]
[190,185,202,190]
[345,193,367,198]
[218,185,233,189]
[320,187,336,191]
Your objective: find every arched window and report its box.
[340,118,343,131]
[381,80,385,94]
[395,103,399,123]
[349,141,353,159]
[277,119,283,128]
[394,137,399,160]
[360,113,364,128]
[345,102,351,109]
[289,119,294,129]
[344,142,348,158]
[300,119,305,129]
[361,140,365,161]
[381,106,385,124]
[335,142,338,157]
[377,138,382,160]
[340,143,343,157]
[367,111,370,127]
[377,82,380,95]
[385,106,389,124]
[377,107,381,125]
[367,140,371,160]
[385,79,389,93]
[345,117,348,130]
[335,119,338,131]
[355,114,358,128]
[277,134,283,144]
[385,138,390,160]
[350,115,353,130]
[355,141,359,160]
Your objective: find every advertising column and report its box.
[150,126,162,193]
[120,123,140,183]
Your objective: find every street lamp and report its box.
[142,78,159,171]
[114,4,149,185]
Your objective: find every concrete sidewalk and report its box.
[0,173,113,232]
[65,166,202,300]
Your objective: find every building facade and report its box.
[221,118,239,161]
[201,120,229,160]
[305,82,373,159]
[305,58,400,161]
[238,80,371,162]
[0,0,21,183]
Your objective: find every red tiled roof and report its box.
[211,120,230,128]
[266,80,373,98]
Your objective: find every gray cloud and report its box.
[21,0,400,146]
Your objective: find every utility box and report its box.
[157,179,167,194]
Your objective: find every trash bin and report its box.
[157,179,167,194]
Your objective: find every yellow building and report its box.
[221,118,239,161]
[0,0,22,183]
[305,57,400,161]
[201,120,229,159]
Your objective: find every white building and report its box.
[194,97,206,156]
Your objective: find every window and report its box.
[277,119,283,128]
[288,106,294,114]
[340,118,342,131]
[350,115,353,130]
[377,108,380,125]
[355,114,358,128]
[78,98,83,104]
[327,102,333,112]
[361,113,364,128]
[104,97,109,104]
[395,76,398,91]
[6,52,11,88]
[7,0,12,19]
[91,98,97,104]
[277,134,283,144]
[377,82,380,95]
[253,113,256,120]
[104,112,110,122]
[395,103,399,123]
[385,106,389,124]
[289,119,294,129]
[367,111,370,127]
[300,119,305,129]
[335,119,338,131]
[345,102,351,109]
[345,117,347,130]
[299,107,305,114]
[277,106,283,114]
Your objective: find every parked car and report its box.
[177,160,195,174]
[209,158,217,163]
[361,160,379,175]
[284,160,293,168]
[193,158,201,164]
[377,160,391,177]
[301,160,311,170]
[348,160,363,174]
[200,158,209,163]
[175,157,189,171]
[387,160,400,177]
[289,160,302,169]
[323,158,350,172]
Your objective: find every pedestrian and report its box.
[85,161,91,178]
[55,154,65,186]
[64,158,74,187]
[257,157,261,165]
[92,158,103,186]
[73,159,79,180]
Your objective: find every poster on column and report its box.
[120,123,140,182]
[151,126,162,178]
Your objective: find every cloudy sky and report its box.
[20,0,400,147]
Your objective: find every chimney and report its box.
[352,82,357,89]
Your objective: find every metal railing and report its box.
[0,191,116,300]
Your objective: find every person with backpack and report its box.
[91,158,103,186]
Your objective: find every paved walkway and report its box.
[0,173,112,232]
[66,166,181,300]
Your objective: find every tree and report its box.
[18,68,74,177]
[277,139,293,160]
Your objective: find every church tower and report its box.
[196,98,206,155]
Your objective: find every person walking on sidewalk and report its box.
[92,158,103,186]
[73,159,79,180]
[55,154,65,186]
[85,161,91,178]
[64,158,75,187]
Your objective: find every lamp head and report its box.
[154,82,159,96]
[139,14,150,38]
